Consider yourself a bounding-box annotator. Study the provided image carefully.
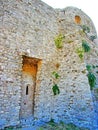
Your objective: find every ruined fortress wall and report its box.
[0,0,58,127]
[56,7,97,35]
[85,38,98,124]
[0,0,97,129]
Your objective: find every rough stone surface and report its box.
[0,0,98,130]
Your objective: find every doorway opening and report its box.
[20,55,41,118]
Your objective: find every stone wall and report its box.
[0,0,58,128]
[0,0,98,129]
[85,38,98,128]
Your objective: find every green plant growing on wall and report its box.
[52,71,60,79]
[38,128,43,130]
[76,47,84,60]
[4,126,14,130]
[86,64,96,90]
[52,71,60,95]
[54,34,65,48]
[81,25,90,33]
[82,40,91,52]
[52,84,60,95]
[86,64,97,72]
[76,40,91,60]
[90,35,97,41]
[86,64,92,72]
[92,65,96,69]
[87,72,96,90]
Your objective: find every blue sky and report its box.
[42,0,98,34]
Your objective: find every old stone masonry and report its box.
[0,0,98,129]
